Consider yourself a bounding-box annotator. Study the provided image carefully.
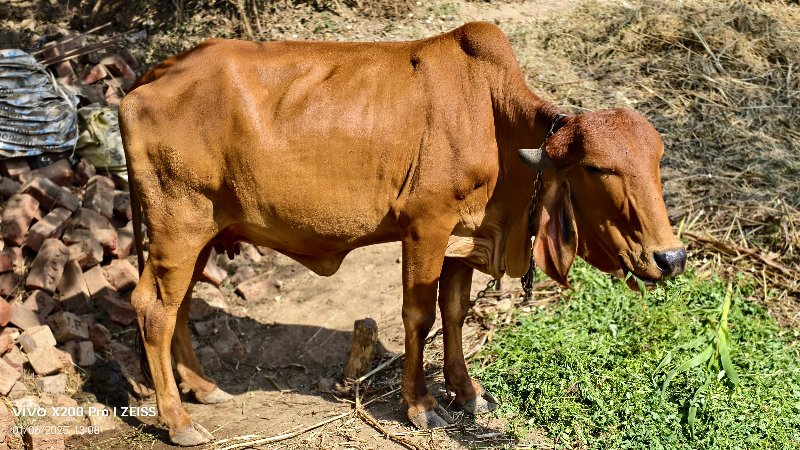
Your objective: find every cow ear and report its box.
[533,181,578,287]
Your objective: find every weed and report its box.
[474,262,800,449]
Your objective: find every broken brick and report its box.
[19,158,74,187]
[235,274,280,302]
[0,250,11,273]
[87,403,118,432]
[21,176,81,212]
[24,207,71,252]
[10,301,41,330]
[95,289,136,325]
[23,290,57,318]
[104,259,138,292]
[105,84,122,105]
[88,323,112,352]
[74,159,96,186]
[69,208,118,255]
[113,222,135,259]
[10,245,24,270]
[0,176,20,199]
[26,345,63,375]
[78,314,97,328]
[83,265,113,298]
[3,345,26,372]
[47,312,89,342]
[53,60,75,79]
[76,341,95,366]
[83,175,115,219]
[113,191,132,222]
[0,272,19,298]
[26,238,69,294]
[0,193,40,245]
[0,158,30,180]
[0,299,10,326]
[18,325,57,353]
[56,261,91,313]
[0,333,12,355]
[68,238,104,270]
[80,63,108,84]
[0,358,20,395]
[202,258,227,286]
[101,54,136,81]
[35,374,67,394]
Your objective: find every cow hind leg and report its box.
[132,245,214,447]
[438,258,498,415]
[171,245,234,405]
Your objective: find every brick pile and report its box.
[38,32,138,107]
[0,154,261,448]
[0,156,143,449]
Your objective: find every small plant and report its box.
[474,263,800,448]
[654,282,739,435]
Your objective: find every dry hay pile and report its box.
[508,0,799,325]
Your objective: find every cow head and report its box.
[519,108,686,290]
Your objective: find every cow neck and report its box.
[520,113,567,298]
[490,79,565,281]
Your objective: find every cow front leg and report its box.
[172,246,234,405]
[438,258,498,415]
[133,255,214,446]
[401,226,454,429]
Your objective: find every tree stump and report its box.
[343,318,378,381]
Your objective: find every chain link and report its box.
[475,278,499,300]
[521,169,543,300]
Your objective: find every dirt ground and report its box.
[69,243,530,450]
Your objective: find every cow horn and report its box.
[518,148,555,170]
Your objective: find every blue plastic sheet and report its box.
[0,49,78,158]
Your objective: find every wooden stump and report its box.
[343,318,378,381]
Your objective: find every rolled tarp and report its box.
[0,48,78,158]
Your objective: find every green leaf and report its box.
[662,343,714,396]
[719,326,740,386]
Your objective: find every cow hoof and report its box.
[458,390,499,415]
[196,387,234,404]
[171,421,214,447]
[409,405,454,429]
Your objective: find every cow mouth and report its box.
[618,256,660,287]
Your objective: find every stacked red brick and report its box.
[0,157,138,398]
[40,32,138,107]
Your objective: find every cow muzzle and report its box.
[653,247,687,277]
[618,244,686,290]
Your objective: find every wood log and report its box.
[343,318,379,380]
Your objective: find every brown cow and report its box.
[120,22,686,445]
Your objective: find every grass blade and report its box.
[661,343,714,395]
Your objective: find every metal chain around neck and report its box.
[520,170,543,299]
[520,113,568,299]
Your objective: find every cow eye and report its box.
[585,165,607,175]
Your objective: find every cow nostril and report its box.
[654,248,687,275]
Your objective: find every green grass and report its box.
[474,263,800,449]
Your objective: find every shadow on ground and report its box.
[72,300,514,449]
